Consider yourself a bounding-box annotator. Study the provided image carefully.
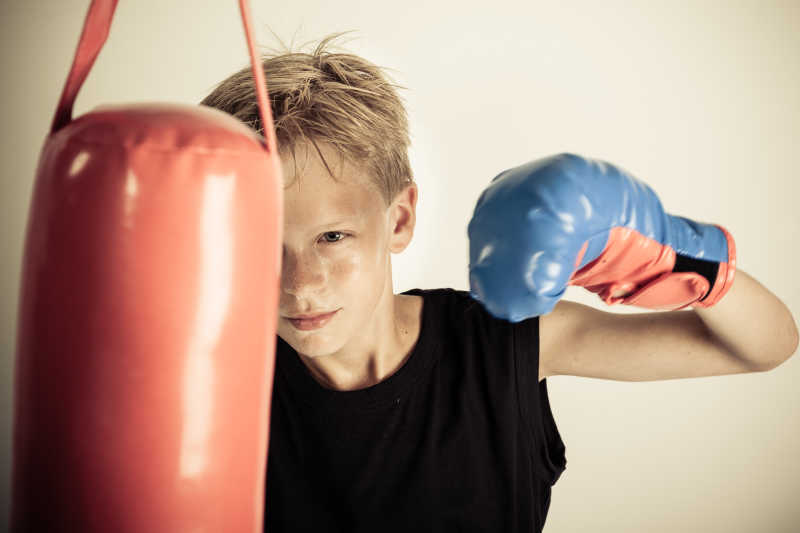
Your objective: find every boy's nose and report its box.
[282,250,327,296]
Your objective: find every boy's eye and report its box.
[320,231,347,243]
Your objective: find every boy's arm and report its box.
[692,269,798,370]
[539,269,798,382]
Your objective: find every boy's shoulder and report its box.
[402,286,567,383]
[402,287,482,320]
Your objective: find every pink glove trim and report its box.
[568,226,677,294]
[617,271,709,311]
[567,224,736,310]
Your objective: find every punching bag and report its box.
[10,1,283,531]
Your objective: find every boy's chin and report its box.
[279,329,343,358]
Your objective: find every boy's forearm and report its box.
[693,269,799,370]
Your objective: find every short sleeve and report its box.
[512,315,567,486]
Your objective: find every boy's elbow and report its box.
[762,343,797,372]
[769,317,800,370]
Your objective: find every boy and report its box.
[200,33,798,532]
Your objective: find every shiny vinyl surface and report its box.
[12,103,283,531]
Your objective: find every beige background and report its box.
[2,0,799,531]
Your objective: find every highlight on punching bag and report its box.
[10,0,283,531]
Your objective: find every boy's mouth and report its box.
[285,309,340,331]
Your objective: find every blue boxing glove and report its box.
[467,153,736,322]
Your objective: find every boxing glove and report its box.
[468,153,736,322]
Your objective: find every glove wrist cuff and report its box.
[690,224,737,308]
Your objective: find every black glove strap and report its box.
[673,254,719,302]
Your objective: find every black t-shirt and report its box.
[264,287,567,532]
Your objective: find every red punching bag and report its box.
[11,1,283,531]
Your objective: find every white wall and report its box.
[1,0,798,530]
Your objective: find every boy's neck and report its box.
[296,292,423,391]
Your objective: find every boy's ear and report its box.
[388,182,417,254]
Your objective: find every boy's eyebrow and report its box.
[311,218,357,230]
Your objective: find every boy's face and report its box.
[277,141,416,358]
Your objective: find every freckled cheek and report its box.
[329,251,361,287]
[329,241,383,289]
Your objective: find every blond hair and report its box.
[199,31,414,206]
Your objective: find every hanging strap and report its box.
[49,0,277,154]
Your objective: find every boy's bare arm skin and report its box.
[538,269,799,382]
